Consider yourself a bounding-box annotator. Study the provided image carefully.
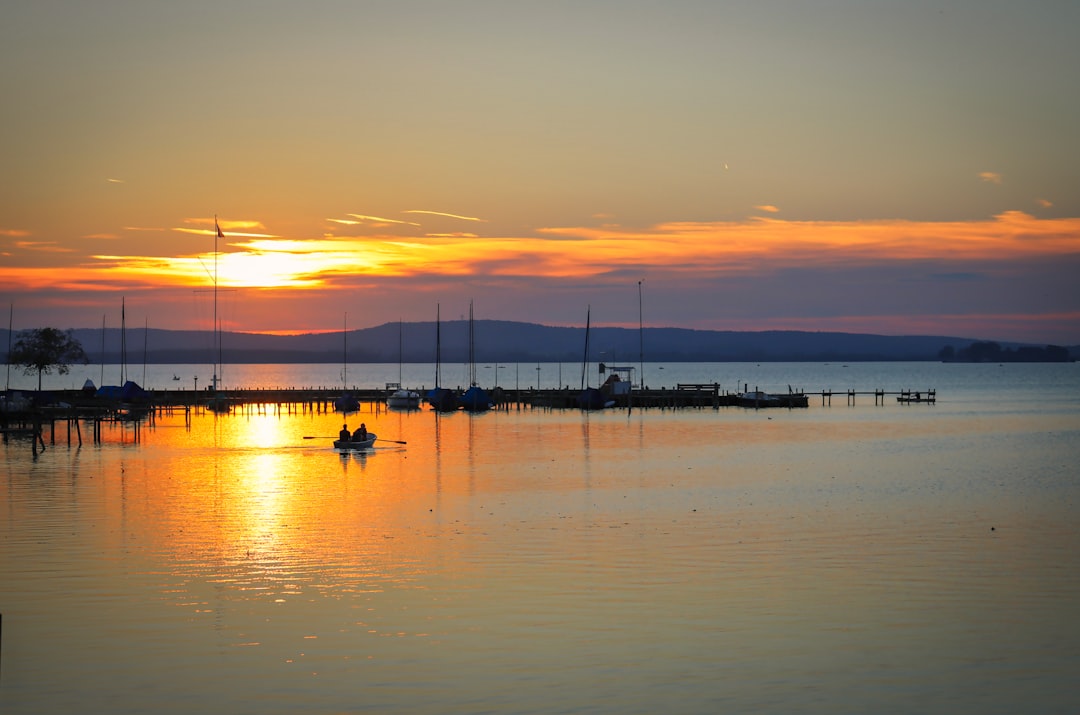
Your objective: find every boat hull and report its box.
[460,385,492,412]
[334,433,377,450]
[736,391,809,408]
[387,389,421,409]
[426,388,459,412]
[334,393,361,413]
[577,387,608,410]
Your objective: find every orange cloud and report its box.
[979,171,1003,184]
[3,212,1078,296]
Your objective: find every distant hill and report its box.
[2,322,1076,364]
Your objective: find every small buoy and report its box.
[991,527,995,531]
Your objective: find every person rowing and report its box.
[352,423,368,442]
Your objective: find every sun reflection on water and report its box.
[5,390,1079,715]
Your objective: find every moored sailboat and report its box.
[334,313,360,413]
[459,300,492,413]
[425,303,459,412]
[386,319,420,409]
[577,305,611,410]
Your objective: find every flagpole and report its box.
[217,216,223,393]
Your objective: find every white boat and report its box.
[736,391,783,408]
[736,390,808,408]
[386,384,420,409]
[334,432,377,450]
[386,321,420,409]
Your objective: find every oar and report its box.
[304,436,408,445]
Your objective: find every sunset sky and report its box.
[2,1,1078,344]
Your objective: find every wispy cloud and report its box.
[174,224,277,239]
[346,213,421,227]
[181,217,269,233]
[171,230,278,240]
[404,210,486,222]
[14,241,75,253]
[106,178,125,184]
[1037,198,1053,208]
[979,171,1003,184]
[1,228,30,237]
[754,204,780,213]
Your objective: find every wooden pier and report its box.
[814,388,937,406]
[2,382,939,453]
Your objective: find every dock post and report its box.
[34,414,45,454]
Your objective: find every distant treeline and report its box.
[939,341,1073,363]
[3,323,1077,364]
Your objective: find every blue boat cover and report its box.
[95,381,150,401]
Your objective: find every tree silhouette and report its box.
[8,328,89,390]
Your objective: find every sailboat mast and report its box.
[435,303,442,388]
[100,314,105,387]
[5,303,11,392]
[214,217,220,392]
[120,296,126,385]
[469,300,476,387]
[143,317,148,386]
[581,305,591,391]
[638,280,644,388]
[342,312,348,387]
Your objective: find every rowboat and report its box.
[334,432,377,450]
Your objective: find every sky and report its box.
[2,0,1079,345]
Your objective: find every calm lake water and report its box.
[3,362,1079,714]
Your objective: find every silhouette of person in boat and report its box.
[339,423,351,441]
[352,423,368,442]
